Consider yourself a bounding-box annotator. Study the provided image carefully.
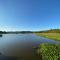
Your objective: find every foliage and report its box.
[0,31,7,34]
[37,43,60,60]
[34,29,60,33]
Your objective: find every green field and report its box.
[37,43,60,60]
[35,33,60,41]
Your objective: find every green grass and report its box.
[37,43,60,60]
[35,33,60,41]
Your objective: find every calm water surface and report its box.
[0,34,60,60]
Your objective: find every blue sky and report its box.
[0,0,60,31]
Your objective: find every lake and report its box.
[0,34,60,60]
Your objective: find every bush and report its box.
[37,43,60,60]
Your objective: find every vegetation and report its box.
[0,31,33,34]
[35,29,60,41]
[35,29,60,33]
[0,31,7,34]
[36,33,60,41]
[37,43,60,60]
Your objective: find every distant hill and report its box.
[0,29,60,34]
[0,31,33,34]
[0,31,7,34]
[7,31,33,34]
[34,29,60,33]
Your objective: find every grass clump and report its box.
[37,43,60,60]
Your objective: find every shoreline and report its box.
[35,33,60,41]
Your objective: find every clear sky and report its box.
[0,0,60,31]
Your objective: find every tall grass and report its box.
[37,43,60,60]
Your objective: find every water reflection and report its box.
[0,34,2,37]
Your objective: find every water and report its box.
[0,34,60,60]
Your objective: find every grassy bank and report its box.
[37,43,60,60]
[35,33,60,41]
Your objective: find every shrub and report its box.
[37,43,60,60]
